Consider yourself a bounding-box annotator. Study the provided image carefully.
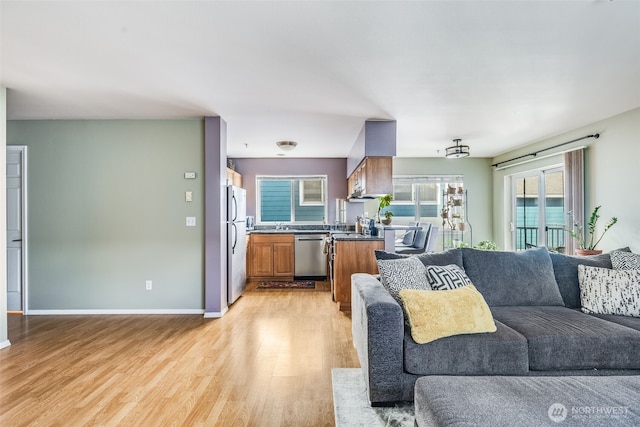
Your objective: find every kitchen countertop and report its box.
[248,229,333,235]
[248,228,383,240]
[330,233,384,241]
[379,225,422,231]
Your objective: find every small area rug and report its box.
[257,280,315,289]
[332,368,414,427]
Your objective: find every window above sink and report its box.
[256,175,328,225]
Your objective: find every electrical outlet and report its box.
[146,280,152,291]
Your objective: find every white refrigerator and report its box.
[227,185,247,305]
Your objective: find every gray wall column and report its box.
[204,117,228,316]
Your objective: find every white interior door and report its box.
[6,147,25,312]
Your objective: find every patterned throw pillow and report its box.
[426,264,472,290]
[376,256,431,303]
[578,265,640,317]
[611,251,640,270]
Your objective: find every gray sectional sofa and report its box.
[351,246,640,405]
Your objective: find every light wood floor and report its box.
[0,281,360,426]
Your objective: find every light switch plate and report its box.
[184,172,196,179]
[185,191,193,202]
[186,216,196,227]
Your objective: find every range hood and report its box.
[347,190,376,201]
[346,120,396,200]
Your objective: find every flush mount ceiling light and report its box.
[445,139,470,159]
[276,140,298,151]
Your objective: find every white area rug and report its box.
[332,368,415,427]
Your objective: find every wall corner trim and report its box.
[26,309,205,315]
[204,307,228,318]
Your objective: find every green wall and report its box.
[7,120,205,311]
[392,157,494,245]
[492,107,640,252]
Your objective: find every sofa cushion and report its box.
[414,376,640,427]
[589,313,640,331]
[426,264,472,290]
[578,265,640,317]
[399,285,496,344]
[375,248,463,268]
[611,250,640,270]
[403,320,528,376]
[492,306,640,371]
[549,251,614,308]
[461,247,564,306]
[376,256,430,304]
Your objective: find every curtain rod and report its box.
[491,133,599,168]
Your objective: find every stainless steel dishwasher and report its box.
[294,234,328,279]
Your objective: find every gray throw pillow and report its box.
[461,246,564,307]
[374,248,464,268]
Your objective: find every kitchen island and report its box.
[331,233,384,311]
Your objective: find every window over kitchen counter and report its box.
[389,175,464,222]
[257,175,328,224]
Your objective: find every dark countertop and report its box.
[248,228,383,240]
[248,229,332,235]
[331,233,384,241]
[379,225,422,231]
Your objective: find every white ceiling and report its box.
[1,1,639,158]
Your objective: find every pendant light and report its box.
[445,139,470,159]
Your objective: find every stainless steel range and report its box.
[326,232,369,299]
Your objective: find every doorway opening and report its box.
[6,146,28,314]
[511,167,566,253]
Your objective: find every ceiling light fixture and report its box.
[276,140,298,151]
[445,139,470,159]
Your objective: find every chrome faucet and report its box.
[276,222,283,230]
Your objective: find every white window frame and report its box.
[256,175,328,224]
[299,179,325,206]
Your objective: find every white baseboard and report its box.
[0,340,11,350]
[204,306,228,318]
[26,309,205,315]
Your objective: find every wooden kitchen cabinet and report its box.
[333,239,384,311]
[226,167,242,187]
[348,157,392,197]
[247,234,294,280]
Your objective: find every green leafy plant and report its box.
[474,240,498,250]
[567,205,618,250]
[445,240,469,248]
[377,194,393,220]
[383,211,394,220]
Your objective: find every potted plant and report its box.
[377,194,393,224]
[567,205,618,256]
[381,211,393,225]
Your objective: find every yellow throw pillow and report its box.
[399,285,497,344]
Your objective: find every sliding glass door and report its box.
[511,168,565,252]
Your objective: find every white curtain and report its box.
[564,149,584,255]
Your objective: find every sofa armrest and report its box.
[351,273,406,404]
